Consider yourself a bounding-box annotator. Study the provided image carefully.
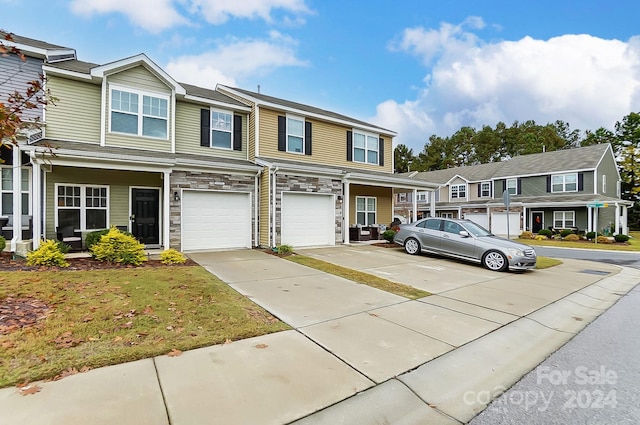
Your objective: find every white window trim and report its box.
[352,129,379,165]
[450,184,467,201]
[506,178,517,195]
[355,196,377,226]
[108,84,170,140]
[417,191,428,202]
[210,108,234,150]
[1,166,30,215]
[551,173,578,193]
[398,193,407,202]
[553,210,575,228]
[602,175,606,193]
[286,114,305,154]
[480,182,491,197]
[55,183,110,231]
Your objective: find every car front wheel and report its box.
[483,250,508,272]
[404,238,421,255]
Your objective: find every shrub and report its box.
[585,231,597,240]
[160,248,187,265]
[534,235,547,241]
[564,233,581,241]
[0,236,5,252]
[614,234,630,243]
[90,227,147,265]
[56,241,72,254]
[275,245,294,255]
[85,229,110,250]
[596,236,612,244]
[537,229,552,237]
[382,229,397,243]
[519,231,533,239]
[559,229,574,238]
[26,239,69,267]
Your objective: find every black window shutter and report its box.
[379,137,384,166]
[478,184,481,197]
[233,114,242,151]
[578,173,584,191]
[500,179,506,193]
[546,176,551,192]
[277,116,286,151]
[200,109,210,147]
[517,178,522,195]
[346,131,353,161]
[304,121,312,155]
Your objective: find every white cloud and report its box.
[188,0,311,25]
[70,0,187,33]
[377,20,640,152]
[166,32,308,89]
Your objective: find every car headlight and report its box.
[507,248,524,257]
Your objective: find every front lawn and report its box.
[0,266,288,388]
[520,231,640,252]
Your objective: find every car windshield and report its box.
[462,221,493,237]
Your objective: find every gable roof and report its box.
[2,32,76,62]
[411,143,612,183]
[217,85,396,136]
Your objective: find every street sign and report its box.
[587,202,608,208]
[502,190,511,208]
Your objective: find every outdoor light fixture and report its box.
[173,191,180,201]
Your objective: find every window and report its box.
[287,116,304,153]
[110,88,168,139]
[551,173,577,193]
[553,211,575,228]
[417,191,428,202]
[444,221,463,234]
[1,167,29,215]
[480,182,491,197]
[602,175,606,193]
[356,196,376,225]
[353,131,379,164]
[56,184,108,230]
[211,110,233,149]
[506,179,517,195]
[417,219,441,230]
[450,184,467,199]
[439,212,454,218]
[398,193,407,202]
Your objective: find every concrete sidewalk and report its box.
[1,246,638,425]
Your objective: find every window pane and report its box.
[288,118,303,137]
[112,90,138,113]
[212,130,232,148]
[21,169,29,191]
[353,133,365,148]
[212,111,232,131]
[288,136,303,153]
[356,212,365,225]
[367,198,376,211]
[354,148,365,162]
[58,209,80,229]
[1,168,12,190]
[21,193,28,215]
[367,150,378,164]
[1,193,12,215]
[112,112,138,134]
[367,136,378,150]
[367,212,376,225]
[143,96,168,118]
[142,116,167,138]
[86,209,107,229]
[356,197,365,210]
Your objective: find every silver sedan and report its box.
[393,217,537,272]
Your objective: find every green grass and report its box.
[285,254,431,299]
[535,256,563,269]
[0,266,289,388]
[519,231,640,252]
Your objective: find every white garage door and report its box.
[464,213,489,230]
[281,192,335,247]
[182,190,251,251]
[491,212,521,237]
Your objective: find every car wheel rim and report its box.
[485,252,505,270]
[406,239,419,254]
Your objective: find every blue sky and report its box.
[3,0,640,153]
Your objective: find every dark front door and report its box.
[532,211,544,233]
[131,188,159,245]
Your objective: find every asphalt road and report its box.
[469,245,640,424]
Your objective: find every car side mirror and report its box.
[459,230,470,238]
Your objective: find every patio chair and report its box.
[56,226,83,251]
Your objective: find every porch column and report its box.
[622,205,629,235]
[522,206,527,231]
[412,189,417,222]
[430,190,436,217]
[614,203,620,235]
[10,146,22,252]
[343,181,350,243]
[587,206,593,233]
[31,155,41,249]
[163,171,170,249]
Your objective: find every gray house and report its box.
[396,144,632,236]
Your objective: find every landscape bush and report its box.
[160,248,187,265]
[0,236,5,252]
[537,229,552,238]
[26,239,69,267]
[90,227,147,265]
[564,233,581,242]
[382,229,397,243]
[585,231,597,240]
[534,235,547,241]
[614,234,630,243]
[519,231,534,239]
[559,229,574,238]
[84,229,110,250]
[596,236,612,244]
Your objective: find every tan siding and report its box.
[45,76,101,143]
[259,167,270,246]
[348,185,392,225]
[174,101,248,159]
[258,107,395,173]
[45,166,161,239]
[469,183,480,201]
[105,66,173,152]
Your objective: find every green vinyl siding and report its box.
[45,76,101,143]
[174,101,248,159]
[596,151,619,197]
[45,166,161,239]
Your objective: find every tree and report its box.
[393,144,415,173]
[1,30,51,149]
[613,112,640,202]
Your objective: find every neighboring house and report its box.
[1,33,435,252]
[396,144,632,236]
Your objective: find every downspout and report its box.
[28,151,42,249]
[254,168,261,247]
[271,166,279,247]
[10,146,22,253]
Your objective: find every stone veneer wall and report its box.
[274,174,343,246]
[169,170,256,250]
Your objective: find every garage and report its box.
[281,192,335,247]
[464,213,489,229]
[181,190,252,251]
[491,212,521,237]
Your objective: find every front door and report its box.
[532,211,544,233]
[131,188,160,245]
